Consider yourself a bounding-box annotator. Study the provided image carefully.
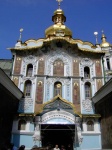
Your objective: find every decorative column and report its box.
[32,116,42,147]
[74,117,83,150]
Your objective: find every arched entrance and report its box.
[34,96,82,149]
[41,124,75,149]
[38,110,76,149]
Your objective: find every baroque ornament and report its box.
[19,98,33,111]
[82,99,92,112]
[23,55,37,64]
[81,58,93,66]
[46,51,71,76]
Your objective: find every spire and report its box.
[100,30,110,48]
[56,0,63,9]
[19,28,24,41]
[45,0,72,38]
[52,0,65,25]
[15,28,24,47]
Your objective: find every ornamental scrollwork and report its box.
[80,58,93,66]
[46,51,71,76]
[82,99,92,112]
[18,98,33,111]
[23,55,37,64]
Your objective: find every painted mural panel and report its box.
[95,60,102,77]
[38,58,45,75]
[96,79,103,91]
[73,59,79,76]
[73,80,80,104]
[14,56,22,74]
[36,78,44,104]
[53,59,64,76]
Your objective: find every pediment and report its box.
[37,95,81,117]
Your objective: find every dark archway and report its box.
[41,124,75,149]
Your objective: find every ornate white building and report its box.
[5,1,112,150]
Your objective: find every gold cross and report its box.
[56,0,63,9]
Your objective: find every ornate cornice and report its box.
[8,37,106,54]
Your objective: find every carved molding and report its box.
[23,55,37,64]
[80,58,93,66]
[41,110,75,124]
[46,78,70,85]
[80,58,94,77]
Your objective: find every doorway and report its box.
[41,124,75,149]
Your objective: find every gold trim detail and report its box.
[9,37,106,54]
[35,94,82,117]
[82,114,101,118]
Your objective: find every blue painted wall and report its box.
[30,123,34,131]
[81,134,101,149]
[12,134,34,149]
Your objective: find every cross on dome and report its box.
[56,0,63,9]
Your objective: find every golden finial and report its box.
[56,0,63,9]
[19,28,23,41]
[100,30,110,47]
[101,30,106,40]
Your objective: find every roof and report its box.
[0,68,23,100]
[9,37,106,54]
[92,78,112,103]
[0,59,12,70]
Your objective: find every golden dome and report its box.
[100,33,110,47]
[45,24,72,38]
[45,8,72,38]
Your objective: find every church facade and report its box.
[7,2,112,150]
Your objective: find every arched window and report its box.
[26,64,33,76]
[24,80,32,97]
[106,57,110,70]
[84,67,90,78]
[87,120,94,131]
[54,82,62,96]
[53,59,64,76]
[85,82,91,99]
[18,119,26,130]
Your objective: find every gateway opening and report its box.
[41,124,75,149]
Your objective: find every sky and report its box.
[0,0,112,59]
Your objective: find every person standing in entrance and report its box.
[54,145,60,150]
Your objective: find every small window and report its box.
[24,80,32,97]
[84,67,90,78]
[85,82,91,99]
[18,119,26,130]
[26,64,33,76]
[54,82,62,96]
[106,57,110,70]
[87,120,94,131]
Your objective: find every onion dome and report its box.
[100,32,110,48]
[45,8,72,38]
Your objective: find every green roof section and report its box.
[0,59,12,70]
[0,59,12,76]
